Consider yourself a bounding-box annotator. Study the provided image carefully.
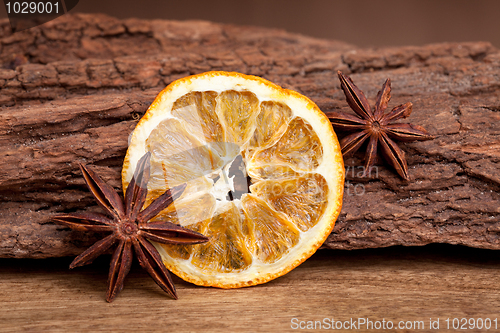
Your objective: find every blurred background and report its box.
[1,0,500,48]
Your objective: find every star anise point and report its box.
[328,71,434,181]
[53,153,208,302]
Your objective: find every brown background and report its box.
[1,0,500,48]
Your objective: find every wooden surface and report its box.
[1,13,500,258]
[1,13,500,333]
[2,245,500,332]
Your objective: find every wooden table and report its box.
[2,245,499,332]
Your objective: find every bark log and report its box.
[0,13,499,258]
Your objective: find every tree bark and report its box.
[0,14,499,258]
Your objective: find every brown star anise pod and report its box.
[53,152,208,302]
[327,71,434,180]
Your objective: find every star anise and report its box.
[53,152,208,302]
[327,71,434,180]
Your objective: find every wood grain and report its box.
[0,13,499,258]
[1,245,500,332]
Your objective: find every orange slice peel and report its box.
[122,71,344,288]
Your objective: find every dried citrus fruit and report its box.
[122,71,344,288]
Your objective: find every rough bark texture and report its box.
[0,14,499,258]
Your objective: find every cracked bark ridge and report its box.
[0,13,499,258]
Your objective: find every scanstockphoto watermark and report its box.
[291,317,500,330]
[145,142,329,226]
[344,165,379,197]
[291,317,439,330]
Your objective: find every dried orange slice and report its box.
[122,71,344,288]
